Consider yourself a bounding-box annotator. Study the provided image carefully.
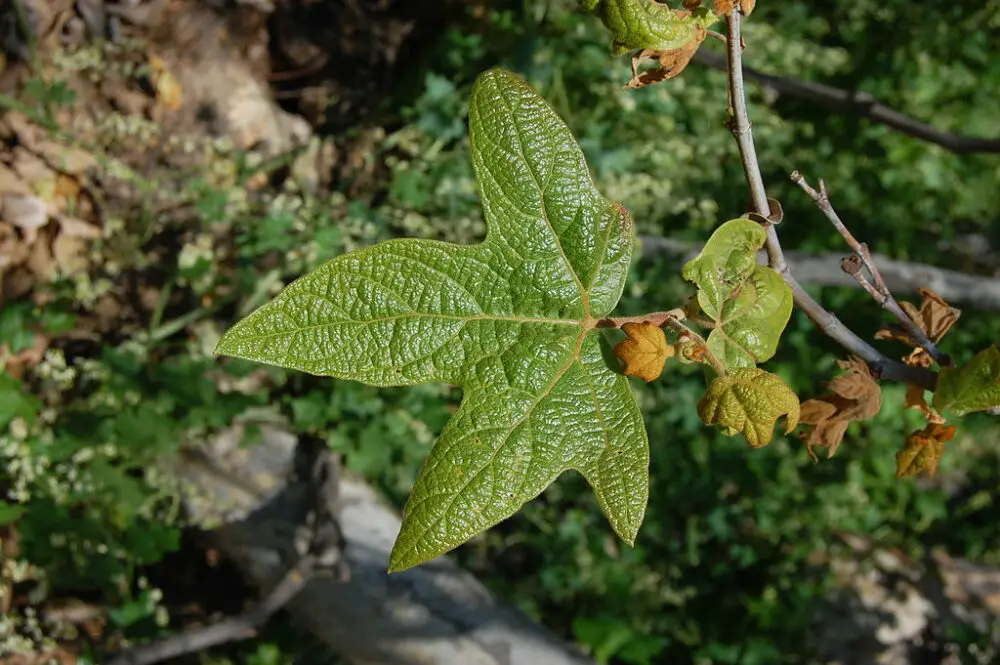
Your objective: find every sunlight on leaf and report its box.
[581,0,718,55]
[614,321,673,381]
[215,69,648,571]
[698,367,800,448]
[933,345,1000,416]
[681,218,792,369]
[896,423,956,478]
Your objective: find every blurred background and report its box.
[1,1,998,663]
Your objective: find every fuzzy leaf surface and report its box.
[215,69,648,572]
[698,367,800,447]
[615,321,672,381]
[682,218,792,368]
[581,0,718,54]
[933,345,1000,416]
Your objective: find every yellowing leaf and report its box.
[933,345,1000,416]
[615,321,672,382]
[698,368,800,448]
[581,0,719,55]
[896,423,956,478]
[149,54,183,111]
[799,356,882,460]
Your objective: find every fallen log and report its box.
[171,422,596,665]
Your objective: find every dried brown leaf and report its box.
[614,321,673,382]
[626,30,706,89]
[896,423,956,478]
[713,0,736,14]
[798,356,882,460]
[905,383,945,424]
[876,288,960,365]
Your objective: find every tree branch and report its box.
[790,171,950,366]
[637,236,1000,313]
[723,9,937,392]
[694,48,1000,155]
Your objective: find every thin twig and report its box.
[722,10,937,392]
[790,171,950,366]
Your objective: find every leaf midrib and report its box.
[392,325,592,567]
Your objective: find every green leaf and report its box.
[0,501,25,526]
[580,0,719,55]
[698,368,800,448]
[682,218,792,368]
[933,345,1000,416]
[0,372,39,431]
[216,68,648,572]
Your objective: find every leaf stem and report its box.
[722,10,937,392]
[598,310,727,376]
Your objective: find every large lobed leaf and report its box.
[215,69,648,572]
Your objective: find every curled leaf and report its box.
[698,367,800,448]
[876,288,960,367]
[933,345,1000,416]
[626,33,706,89]
[896,423,956,478]
[799,357,882,460]
[581,0,719,54]
[615,321,673,382]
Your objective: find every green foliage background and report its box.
[2,1,999,663]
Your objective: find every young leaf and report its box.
[933,345,1000,416]
[215,69,648,572]
[896,423,956,478]
[615,321,673,381]
[681,218,792,368]
[580,0,719,55]
[697,367,800,448]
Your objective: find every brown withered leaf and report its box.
[799,356,882,461]
[905,383,945,424]
[896,423,956,478]
[683,0,703,8]
[741,0,756,15]
[626,30,707,89]
[713,0,736,14]
[876,288,960,366]
[615,321,673,382]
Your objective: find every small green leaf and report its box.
[933,345,1000,416]
[698,368,800,448]
[0,501,25,526]
[682,217,766,319]
[682,218,792,368]
[581,0,719,55]
[216,69,648,572]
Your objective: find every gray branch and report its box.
[639,236,1000,312]
[694,49,1000,155]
